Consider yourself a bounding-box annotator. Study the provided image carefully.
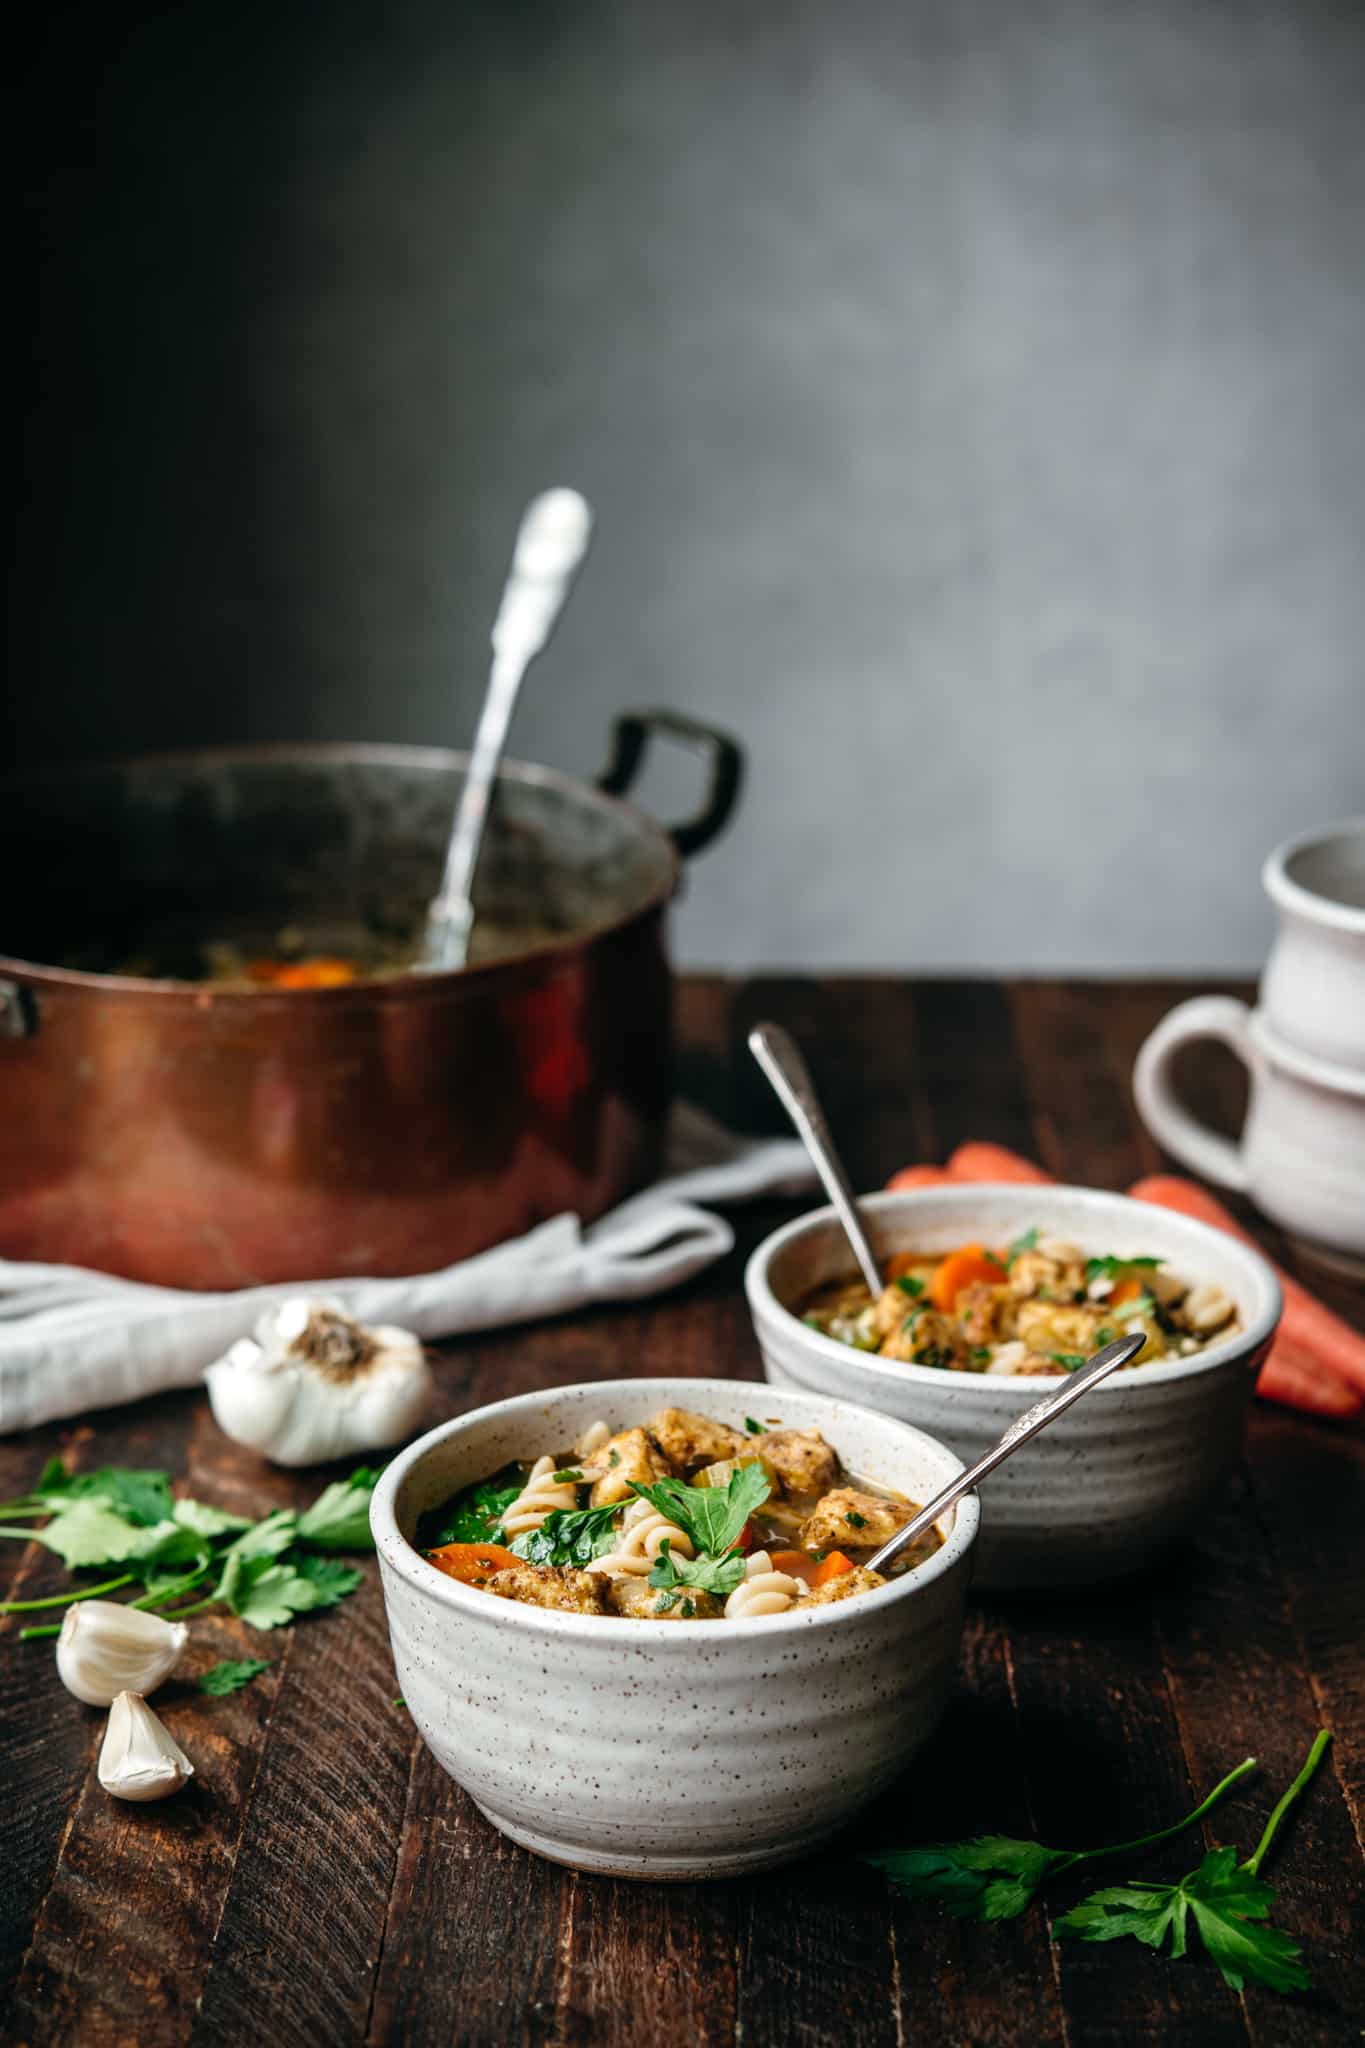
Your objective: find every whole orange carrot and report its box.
[1129,1175,1365,1408]
[884,1164,955,1190]
[947,1142,1055,1184]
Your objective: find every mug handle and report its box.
[1132,996,1256,1191]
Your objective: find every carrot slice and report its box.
[947,1142,1056,1184]
[768,1548,822,1587]
[425,1541,522,1584]
[811,1550,856,1586]
[1129,1175,1365,1409]
[930,1244,1007,1311]
[885,1165,955,1190]
[1108,1276,1144,1305]
[1257,1348,1362,1419]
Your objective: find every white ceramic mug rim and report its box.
[745,1184,1282,1398]
[1263,815,1365,935]
[371,1375,981,1641]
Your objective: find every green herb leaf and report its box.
[198,1657,271,1696]
[970,1346,992,1365]
[1055,1848,1309,1992]
[1086,1255,1163,1281]
[221,1510,299,1564]
[647,1539,746,1602]
[551,1469,584,1484]
[628,1464,771,1560]
[845,1510,868,1529]
[218,1547,360,1629]
[32,1464,174,1527]
[1050,1353,1088,1371]
[744,1418,763,1435]
[297,1469,379,1551]
[1007,1229,1038,1262]
[509,1500,623,1567]
[290,1552,364,1603]
[868,1837,1064,1921]
[896,1275,925,1299]
[172,1498,253,1538]
[418,1467,523,1549]
[30,1501,155,1568]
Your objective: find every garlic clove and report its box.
[98,1691,195,1802]
[56,1600,189,1707]
[205,1297,431,1467]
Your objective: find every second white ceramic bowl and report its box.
[745,1186,1282,1591]
[372,1376,978,1880]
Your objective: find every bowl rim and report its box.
[1263,813,1365,936]
[371,1374,980,1640]
[744,1183,1283,1395]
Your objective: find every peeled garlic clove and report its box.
[205,1296,431,1467]
[98,1691,194,1802]
[56,1600,189,1708]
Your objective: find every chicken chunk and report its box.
[799,1487,913,1554]
[957,1281,1008,1349]
[749,1427,838,1498]
[606,1575,722,1621]
[581,1426,674,1506]
[879,1306,965,1369]
[803,1565,885,1606]
[484,1564,610,1614]
[647,1408,746,1474]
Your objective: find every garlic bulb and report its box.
[204,1296,432,1467]
[57,1600,189,1707]
[98,1692,194,1802]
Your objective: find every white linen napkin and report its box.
[0,1104,816,1434]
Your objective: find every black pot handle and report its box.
[597,709,744,858]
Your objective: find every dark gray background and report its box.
[6,0,1363,969]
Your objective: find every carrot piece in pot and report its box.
[425,1541,522,1584]
[811,1550,856,1586]
[930,1244,1006,1311]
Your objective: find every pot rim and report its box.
[371,1374,980,1641]
[745,1183,1282,1396]
[1263,814,1365,937]
[0,740,681,997]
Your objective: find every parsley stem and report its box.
[0,1571,137,1613]
[1063,1755,1260,1868]
[0,1502,46,1519]
[128,1566,210,1611]
[0,1523,56,1543]
[155,1593,220,1620]
[1244,1730,1331,1876]
[18,1623,61,1640]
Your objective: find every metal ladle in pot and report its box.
[864,1330,1146,1571]
[422,488,594,971]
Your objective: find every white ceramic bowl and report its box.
[371,1376,979,1881]
[745,1187,1282,1591]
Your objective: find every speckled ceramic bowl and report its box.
[371,1376,979,1881]
[745,1187,1282,1591]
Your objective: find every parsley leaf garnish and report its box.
[1086,1255,1163,1280]
[1006,1228,1038,1263]
[509,1500,623,1566]
[648,1538,746,1602]
[867,1754,1259,1923]
[896,1275,925,1299]
[296,1469,380,1551]
[628,1464,771,1559]
[418,1466,523,1549]
[1050,1353,1088,1371]
[198,1657,271,1695]
[1055,1730,1329,1992]
[745,1417,764,1435]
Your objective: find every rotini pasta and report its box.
[500,1455,579,1538]
[597,1496,696,1577]
[724,1550,802,1620]
[574,1418,611,1459]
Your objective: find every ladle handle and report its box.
[864,1331,1148,1573]
[747,1022,884,1299]
[427,490,593,963]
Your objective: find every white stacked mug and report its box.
[1135,819,1365,1271]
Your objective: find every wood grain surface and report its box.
[2,978,1362,2048]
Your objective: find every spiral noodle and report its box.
[724,1550,802,1620]
[597,1495,695,1576]
[500,1456,580,1538]
[575,1418,611,1459]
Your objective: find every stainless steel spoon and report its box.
[864,1330,1147,1573]
[422,488,594,971]
[748,1020,884,1296]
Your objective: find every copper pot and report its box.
[0,712,741,1288]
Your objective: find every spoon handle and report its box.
[425,489,593,969]
[748,1022,884,1298]
[864,1330,1148,1574]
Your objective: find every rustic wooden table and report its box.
[3,979,1363,2048]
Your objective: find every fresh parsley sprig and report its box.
[508,1500,624,1567]
[1055,1731,1331,1992]
[866,1754,1259,1922]
[648,1538,746,1602]
[627,1464,771,1559]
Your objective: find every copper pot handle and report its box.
[597,709,743,858]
